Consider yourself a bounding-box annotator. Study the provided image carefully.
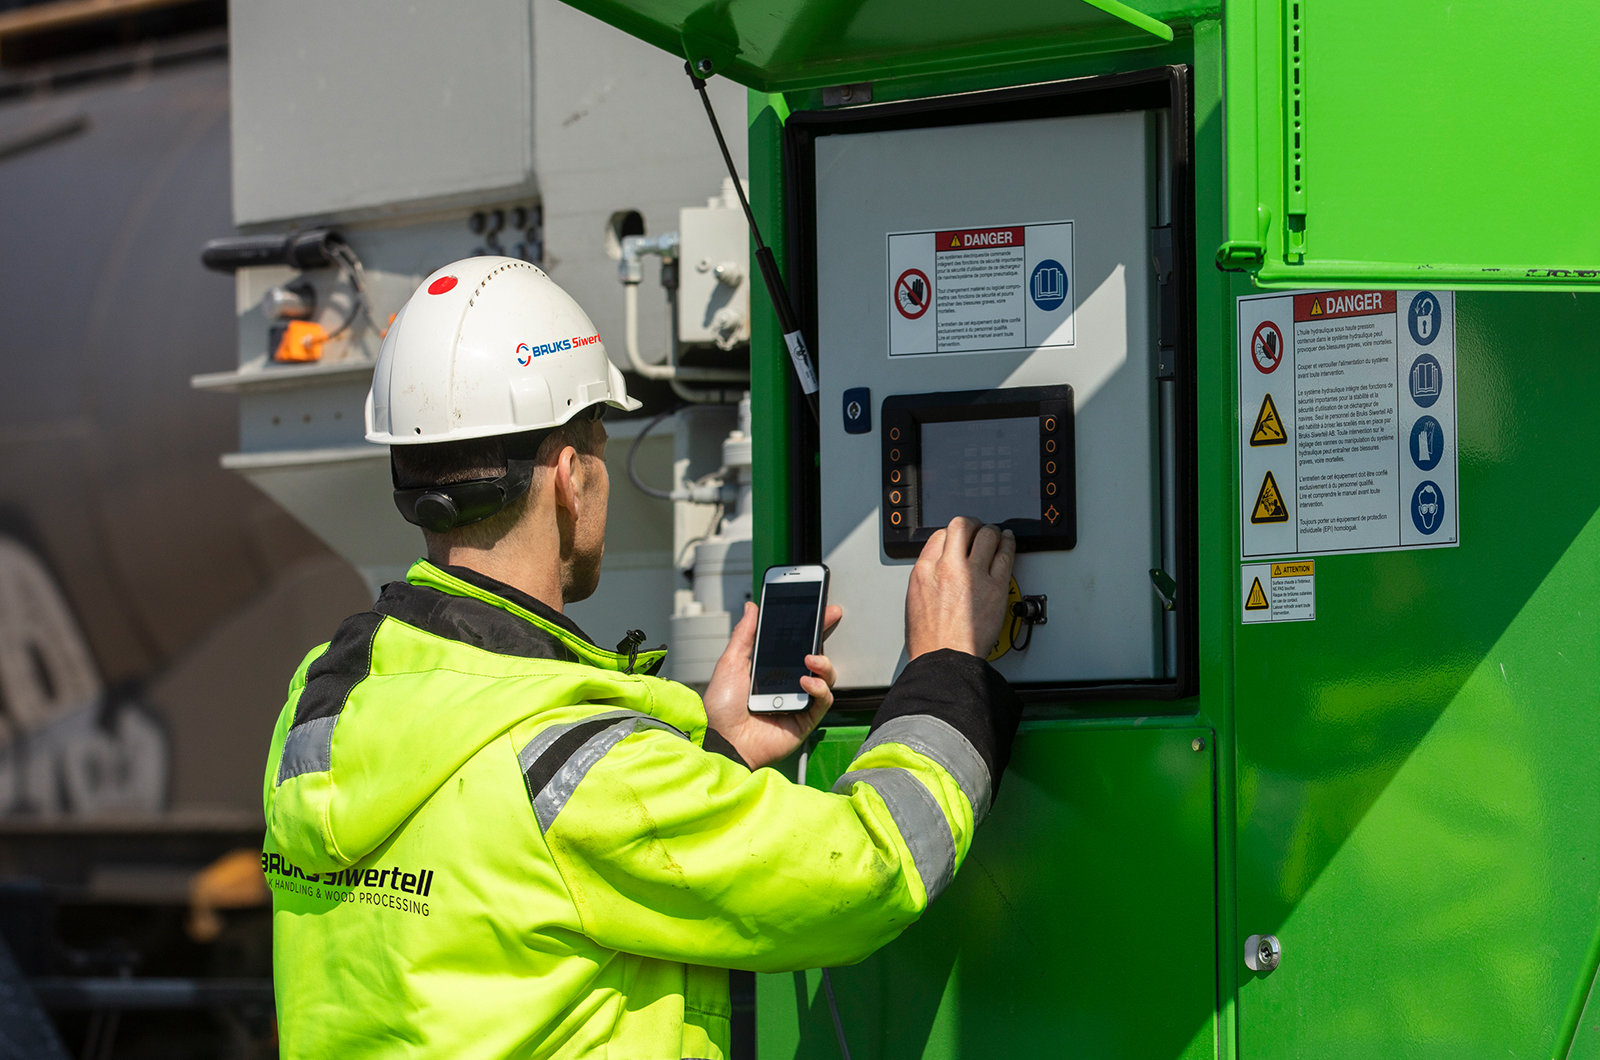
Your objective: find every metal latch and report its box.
[1244,933,1282,974]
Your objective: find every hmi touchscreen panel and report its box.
[881,385,1075,558]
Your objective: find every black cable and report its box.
[627,404,689,499]
[685,64,820,424]
[821,969,853,1060]
[324,242,377,340]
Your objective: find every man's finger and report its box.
[916,527,949,571]
[805,653,837,689]
[720,601,758,662]
[792,688,831,744]
[967,523,1001,572]
[820,605,844,641]
[941,517,978,565]
[798,675,834,715]
[990,528,1017,581]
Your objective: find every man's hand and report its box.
[906,517,1016,660]
[702,601,843,770]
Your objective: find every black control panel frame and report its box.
[881,385,1076,558]
[784,64,1198,706]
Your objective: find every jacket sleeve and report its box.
[527,649,1021,972]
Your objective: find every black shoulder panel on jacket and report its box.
[292,611,384,727]
[873,650,1023,792]
[374,582,580,663]
[521,717,618,803]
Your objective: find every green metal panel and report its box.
[759,722,1219,1060]
[557,0,1172,92]
[1230,292,1600,1058]
[1220,0,1600,289]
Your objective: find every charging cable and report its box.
[797,739,855,1060]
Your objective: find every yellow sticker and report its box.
[1251,470,1289,524]
[987,577,1024,661]
[1249,392,1287,446]
[1244,577,1269,610]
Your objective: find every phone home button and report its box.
[772,697,784,709]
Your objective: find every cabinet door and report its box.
[1220,0,1600,289]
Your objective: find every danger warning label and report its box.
[1240,561,1316,623]
[887,221,1074,356]
[1238,289,1459,559]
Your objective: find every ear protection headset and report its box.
[392,405,605,533]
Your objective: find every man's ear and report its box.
[551,445,582,519]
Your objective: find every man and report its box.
[263,257,1022,1057]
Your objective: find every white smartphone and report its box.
[747,564,830,714]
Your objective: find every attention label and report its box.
[1240,560,1316,624]
[1237,289,1459,559]
[888,221,1074,356]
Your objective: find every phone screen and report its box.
[752,581,824,695]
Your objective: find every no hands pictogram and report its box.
[1251,321,1284,374]
[894,269,931,320]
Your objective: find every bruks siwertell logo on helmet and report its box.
[517,334,602,366]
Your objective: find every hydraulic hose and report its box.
[626,403,688,500]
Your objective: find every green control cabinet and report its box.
[557,1,1600,1057]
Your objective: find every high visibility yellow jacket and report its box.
[263,560,1019,1059]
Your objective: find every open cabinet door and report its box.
[1220,0,1600,289]
[557,0,1169,92]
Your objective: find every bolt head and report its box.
[1192,737,1206,752]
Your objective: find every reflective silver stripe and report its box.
[856,715,993,826]
[517,709,644,774]
[278,715,336,782]
[832,767,957,905]
[531,716,687,832]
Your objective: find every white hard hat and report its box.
[366,256,640,446]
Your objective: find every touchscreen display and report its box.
[752,581,823,694]
[919,417,1040,528]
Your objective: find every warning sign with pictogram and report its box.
[1251,471,1289,524]
[1239,289,1459,559]
[1240,561,1315,623]
[887,220,1074,356]
[894,269,930,320]
[1250,321,1284,374]
[1249,393,1287,446]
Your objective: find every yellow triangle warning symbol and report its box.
[1250,392,1287,446]
[949,236,961,248]
[1311,299,1323,315]
[1251,470,1290,524]
[1245,577,1269,610]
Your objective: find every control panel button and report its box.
[889,468,902,484]
[889,510,906,527]
[842,387,872,434]
[1045,460,1057,475]
[1045,505,1060,525]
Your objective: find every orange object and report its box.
[187,847,270,942]
[274,319,326,362]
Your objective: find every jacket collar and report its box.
[383,560,666,675]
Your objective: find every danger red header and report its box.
[1294,290,1395,322]
[936,227,1026,252]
